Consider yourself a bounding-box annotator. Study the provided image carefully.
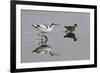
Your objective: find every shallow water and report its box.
[21,10,90,63]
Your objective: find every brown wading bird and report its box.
[64,24,78,32]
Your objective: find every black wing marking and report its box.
[44,24,48,28]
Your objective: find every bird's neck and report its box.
[50,25,55,28]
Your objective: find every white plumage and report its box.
[32,23,58,34]
[32,23,59,41]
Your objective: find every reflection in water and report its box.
[64,32,78,42]
[32,44,58,56]
[39,35,48,45]
[32,36,58,56]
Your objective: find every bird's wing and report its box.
[43,24,48,28]
[39,24,48,29]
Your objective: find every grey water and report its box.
[21,10,90,63]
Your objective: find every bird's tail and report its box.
[32,49,37,53]
[32,24,38,28]
[32,50,35,53]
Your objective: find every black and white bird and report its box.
[32,23,58,34]
[32,23,59,40]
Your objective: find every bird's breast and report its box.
[39,28,53,33]
[68,27,75,31]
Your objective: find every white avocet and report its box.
[32,23,59,36]
[32,23,59,41]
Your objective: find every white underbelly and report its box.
[39,28,52,33]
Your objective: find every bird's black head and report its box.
[51,23,56,26]
[50,23,60,27]
[74,24,79,28]
[74,24,77,26]
[50,23,56,27]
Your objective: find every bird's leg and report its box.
[43,35,48,44]
[41,33,44,45]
